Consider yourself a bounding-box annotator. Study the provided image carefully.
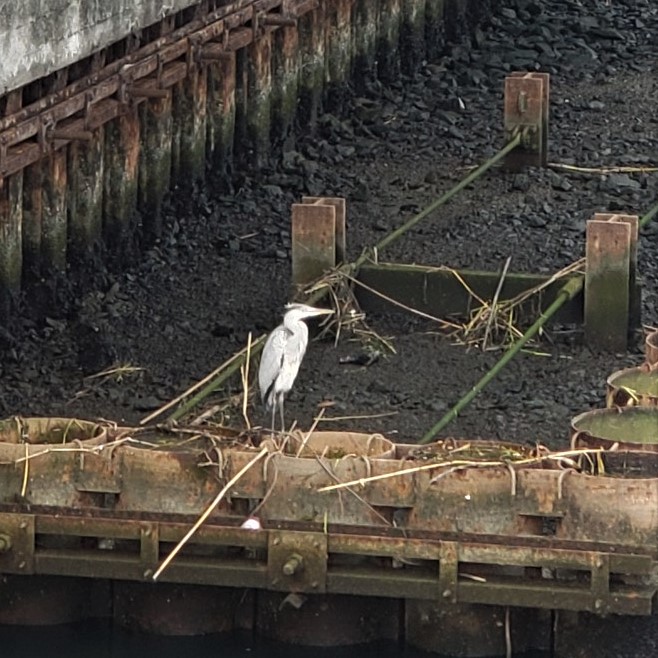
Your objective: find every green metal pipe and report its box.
[419,199,658,445]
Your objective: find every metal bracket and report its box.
[267,530,327,593]
[438,541,458,603]
[0,513,35,574]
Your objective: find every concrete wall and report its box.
[0,0,204,94]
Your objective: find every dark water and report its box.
[0,622,550,658]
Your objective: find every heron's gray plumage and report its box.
[258,303,333,431]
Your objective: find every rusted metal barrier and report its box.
[0,421,656,628]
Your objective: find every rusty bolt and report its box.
[0,533,11,552]
[282,553,304,576]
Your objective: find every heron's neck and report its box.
[283,314,306,337]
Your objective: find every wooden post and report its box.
[302,196,346,263]
[103,105,140,257]
[0,90,23,318]
[41,148,69,275]
[376,0,401,83]
[271,11,300,145]
[297,3,325,129]
[352,0,379,91]
[68,127,105,263]
[424,0,445,63]
[325,0,352,108]
[180,62,208,186]
[585,218,632,351]
[400,0,426,74]
[247,30,272,167]
[291,202,336,288]
[138,91,173,242]
[22,162,43,283]
[504,73,549,170]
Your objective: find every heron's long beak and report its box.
[311,308,334,317]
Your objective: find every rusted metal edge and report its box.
[0,0,318,179]
[0,511,654,615]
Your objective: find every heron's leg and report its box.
[279,396,285,433]
[270,401,276,434]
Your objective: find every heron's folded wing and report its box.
[258,327,288,405]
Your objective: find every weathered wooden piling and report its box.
[67,130,104,263]
[103,106,140,256]
[324,0,352,108]
[425,0,446,62]
[401,0,427,74]
[138,93,173,241]
[246,31,273,166]
[352,0,379,91]
[376,0,401,83]
[584,218,632,351]
[206,52,237,183]
[297,4,325,128]
[233,49,250,159]
[21,163,43,282]
[41,149,69,274]
[271,18,300,145]
[172,62,208,187]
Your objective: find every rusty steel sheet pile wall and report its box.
[0,0,486,319]
[0,418,657,627]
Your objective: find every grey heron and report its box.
[258,303,334,431]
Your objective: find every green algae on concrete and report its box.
[138,93,173,241]
[67,129,104,262]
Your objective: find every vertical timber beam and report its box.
[302,196,346,263]
[298,3,325,129]
[325,0,352,109]
[68,126,105,264]
[504,73,549,171]
[139,17,174,241]
[271,6,300,145]
[233,48,249,161]
[179,50,208,187]
[22,161,43,284]
[42,148,68,275]
[585,218,632,352]
[0,90,23,319]
[247,28,272,167]
[377,0,401,83]
[400,0,426,74]
[291,202,336,289]
[104,102,140,258]
[352,0,379,91]
[206,50,236,186]
[594,213,640,336]
[424,0,446,63]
